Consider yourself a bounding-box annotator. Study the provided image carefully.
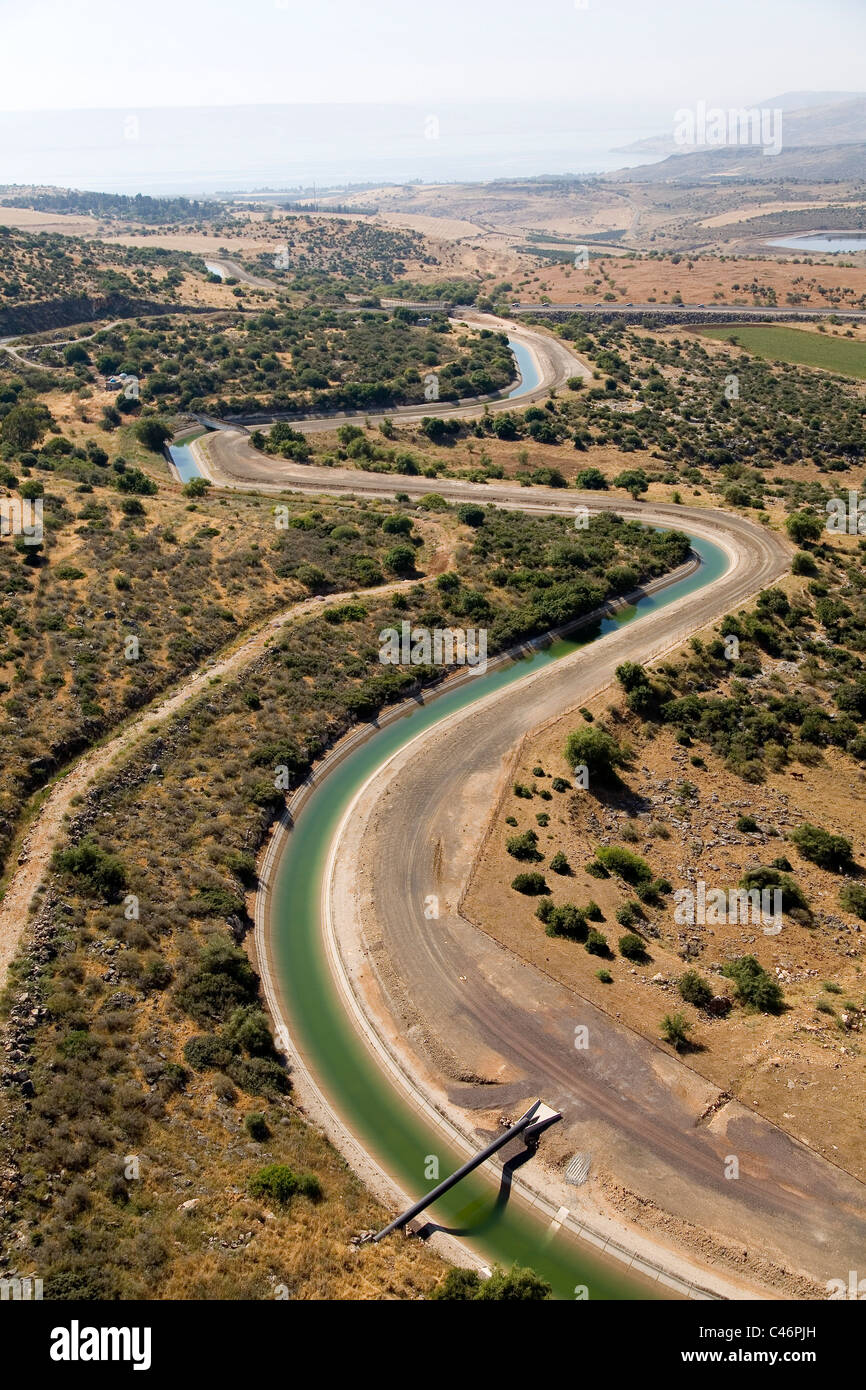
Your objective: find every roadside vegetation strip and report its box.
[0,577,412,986]
[0,499,696,985]
[698,322,866,380]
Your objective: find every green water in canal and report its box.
[270,536,727,1299]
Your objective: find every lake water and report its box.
[767,233,866,254]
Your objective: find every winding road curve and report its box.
[236,454,866,1294]
[323,509,866,1295]
[184,319,866,1295]
[6,302,861,1294]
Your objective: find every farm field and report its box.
[698,322,866,379]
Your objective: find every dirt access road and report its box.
[327,504,866,1296]
[0,581,414,989]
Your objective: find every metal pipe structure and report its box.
[366,1100,561,1244]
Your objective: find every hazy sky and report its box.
[3,0,865,112]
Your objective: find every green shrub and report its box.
[511,872,549,895]
[790,823,854,872]
[190,884,245,918]
[184,1034,234,1071]
[52,837,127,900]
[383,543,416,575]
[245,1112,270,1141]
[839,883,866,920]
[721,955,784,1013]
[738,865,810,917]
[116,466,158,495]
[585,928,609,956]
[225,1006,274,1056]
[791,551,818,576]
[248,1164,322,1206]
[543,904,587,941]
[678,970,713,1008]
[618,932,647,961]
[506,829,542,862]
[430,1264,551,1300]
[227,1057,290,1097]
[660,1012,693,1050]
[595,845,653,886]
[736,815,759,832]
[549,851,570,874]
[176,938,259,1024]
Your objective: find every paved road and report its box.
[204,256,282,289]
[514,301,866,322]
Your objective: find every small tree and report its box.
[134,418,171,452]
[564,726,630,784]
[613,468,648,500]
[785,511,823,545]
[183,477,211,498]
[660,1013,693,1050]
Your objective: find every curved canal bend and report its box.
[260,536,730,1301]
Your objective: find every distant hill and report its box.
[763,91,866,112]
[616,92,866,158]
[606,140,866,184]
